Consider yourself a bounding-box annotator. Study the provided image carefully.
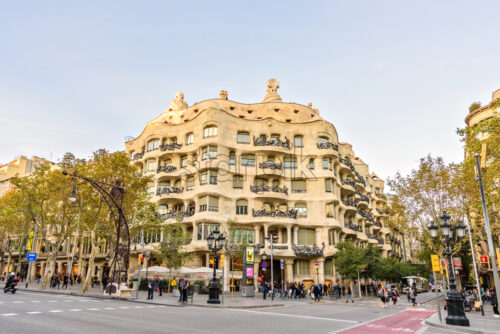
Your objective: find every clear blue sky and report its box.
[1,0,499,180]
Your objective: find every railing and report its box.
[317,142,339,151]
[366,233,378,240]
[342,199,357,208]
[160,142,182,151]
[355,189,369,203]
[377,238,384,245]
[132,151,145,161]
[258,161,283,170]
[157,186,184,195]
[252,208,297,219]
[358,209,375,222]
[250,185,288,195]
[373,221,382,227]
[293,243,325,257]
[253,136,291,150]
[157,164,177,173]
[341,178,356,188]
[376,208,389,215]
[158,208,195,220]
[346,223,361,232]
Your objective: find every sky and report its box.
[1,0,499,181]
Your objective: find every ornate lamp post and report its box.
[427,211,469,327]
[206,227,225,304]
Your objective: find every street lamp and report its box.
[428,211,469,327]
[206,227,225,304]
[69,184,77,202]
[264,234,279,300]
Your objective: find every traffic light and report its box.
[138,254,144,266]
[480,256,490,270]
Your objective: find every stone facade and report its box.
[125,80,406,290]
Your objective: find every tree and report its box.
[334,241,366,280]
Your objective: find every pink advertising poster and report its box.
[246,267,254,278]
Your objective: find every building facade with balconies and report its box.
[125,79,405,290]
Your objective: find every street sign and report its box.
[280,259,284,270]
[262,261,267,268]
[431,255,440,272]
[314,261,318,269]
[26,252,37,262]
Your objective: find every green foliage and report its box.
[334,242,369,280]
[469,102,481,113]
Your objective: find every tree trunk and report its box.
[41,252,57,289]
[82,233,98,294]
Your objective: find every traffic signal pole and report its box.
[475,154,500,296]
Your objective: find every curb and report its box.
[17,288,285,309]
[423,317,497,334]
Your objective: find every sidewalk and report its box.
[424,305,500,334]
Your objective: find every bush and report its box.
[199,286,210,294]
[193,280,205,288]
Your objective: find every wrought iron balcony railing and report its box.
[160,142,182,151]
[252,208,297,219]
[358,209,375,222]
[317,142,339,151]
[157,164,177,173]
[341,178,356,188]
[342,199,357,208]
[250,185,288,195]
[253,136,291,150]
[158,208,195,220]
[132,151,145,161]
[258,161,282,170]
[156,186,184,196]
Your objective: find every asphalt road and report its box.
[0,290,451,334]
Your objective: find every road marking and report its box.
[48,300,57,303]
[146,305,155,308]
[225,309,359,323]
[64,300,73,302]
[1,313,19,316]
[87,308,99,311]
[119,306,130,309]
[12,301,24,303]
[31,301,41,303]
[104,307,115,310]
[134,306,144,309]
[26,311,42,315]
[49,310,63,313]
[69,309,82,312]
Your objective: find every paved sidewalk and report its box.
[424,304,500,334]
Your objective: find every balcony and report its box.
[376,208,389,215]
[373,221,382,228]
[132,151,145,161]
[157,164,177,173]
[250,185,288,195]
[253,136,291,150]
[160,142,182,151]
[158,208,195,220]
[317,142,339,151]
[292,243,325,257]
[358,209,375,223]
[346,223,361,232]
[341,178,356,188]
[258,161,282,170]
[339,158,355,171]
[342,199,357,208]
[252,208,297,219]
[157,186,184,196]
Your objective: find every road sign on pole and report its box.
[280,259,284,270]
[314,261,318,269]
[26,252,37,262]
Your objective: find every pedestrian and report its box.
[341,285,346,297]
[314,284,321,302]
[491,290,499,317]
[262,281,268,300]
[181,278,189,303]
[391,287,399,305]
[147,278,156,300]
[410,286,417,307]
[346,285,354,303]
[178,277,183,302]
[62,274,69,289]
[170,277,177,293]
[36,273,41,284]
[102,274,108,291]
[158,277,164,297]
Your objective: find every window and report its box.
[202,146,217,160]
[200,170,217,185]
[146,182,155,195]
[328,230,337,245]
[241,154,255,166]
[203,126,218,138]
[186,176,194,191]
[146,160,156,172]
[295,203,307,217]
[237,132,250,144]
[325,259,333,275]
[326,203,335,218]
[308,159,314,170]
[294,260,310,275]
[298,228,315,245]
[291,180,306,193]
[236,199,248,215]
[325,178,334,192]
[181,155,188,168]
[174,179,182,188]
[229,229,253,243]
[199,195,219,212]
[284,156,297,169]
[158,205,168,215]
[323,157,332,170]
[147,139,160,152]
[197,223,219,240]
[281,228,288,244]
[272,179,280,187]
[229,151,236,165]
[233,175,243,189]
[254,178,267,186]
[318,136,329,144]
[294,135,303,148]
[186,133,194,145]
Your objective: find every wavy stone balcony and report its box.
[292,242,325,257]
[253,136,291,150]
[160,142,182,151]
[258,161,283,170]
[252,208,297,219]
[250,184,288,196]
[341,178,356,189]
[376,208,389,215]
[156,186,184,196]
[358,209,375,223]
[132,151,145,161]
[158,208,195,220]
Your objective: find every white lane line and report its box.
[64,300,73,303]
[145,305,155,308]
[48,300,57,303]
[134,306,144,309]
[87,308,100,311]
[1,313,19,316]
[49,310,63,313]
[12,301,24,304]
[226,309,359,323]
[104,307,115,310]
[69,309,82,312]
[26,311,42,315]
[119,306,130,309]
[31,301,41,303]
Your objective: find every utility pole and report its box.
[26,212,39,288]
[466,221,484,316]
[135,230,145,298]
[67,199,82,291]
[474,154,500,295]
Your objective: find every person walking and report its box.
[178,277,183,302]
[181,278,189,303]
[379,287,387,308]
[62,274,69,289]
[391,287,399,305]
[346,285,354,303]
[158,277,164,297]
[409,286,417,307]
[491,290,499,317]
[102,274,108,291]
[147,278,156,300]
[262,281,268,300]
[314,284,321,302]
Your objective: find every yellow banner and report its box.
[431,254,440,272]
[246,247,254,264]
[27,231,34,251]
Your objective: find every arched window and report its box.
[203,125,218,138]
[147,139,160,152]
[236,199,248,215]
